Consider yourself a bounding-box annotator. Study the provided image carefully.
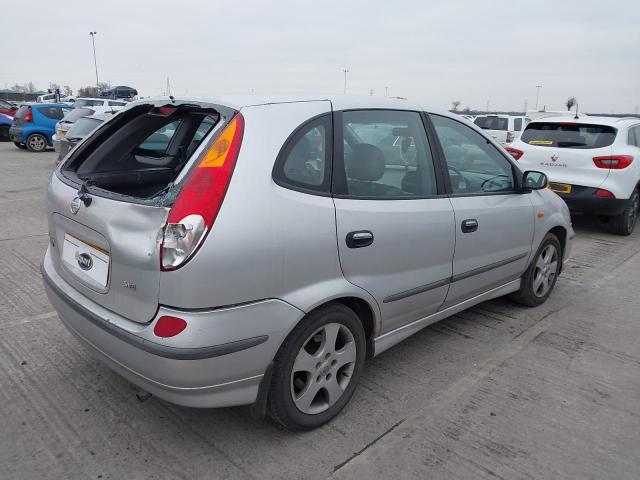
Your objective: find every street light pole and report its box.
[535,85,542,110]
[89,31,99,90]
[385,86,389,97]
[342,68,349,94]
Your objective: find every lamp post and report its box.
[342,68,349,94]
[89,31,99,90]
[535,85,543,110]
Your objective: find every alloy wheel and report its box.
[28,135,46,151]
[533,244,559,298]
[290,322,357,415]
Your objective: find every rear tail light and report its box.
[154,315,187,337]
[593,155,633,169]
[506,131,514,143]
[505,146,524,160]
[595,188,615,198]
[161,113,244,271]
[23,107,33,123]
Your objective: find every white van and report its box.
[473,115,530,146]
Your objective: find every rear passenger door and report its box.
[333,110,455,334]
[428,113,534,307]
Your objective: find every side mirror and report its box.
[523,170,548,190]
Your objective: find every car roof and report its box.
[529,115,640,127]
[23,102,70,108]
[130,94,434,113]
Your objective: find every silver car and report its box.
[43,96,574,430]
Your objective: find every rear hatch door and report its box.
[473,115,508,144]
[48,99,236,323]
[516,121,616,188]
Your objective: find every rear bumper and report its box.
[41,249,303,408]
[8,126,23,143]
[556,186,628,216]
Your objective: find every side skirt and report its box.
[373,278,521,356]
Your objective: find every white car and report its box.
[73,98,128,109]
[507,116,640,235]
[474,114,530,146]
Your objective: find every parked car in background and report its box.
[0,99,18,117]
[474,114,529,145]
[36,93,62,103]
[73,97,128,110]
[53,108,100,151]
[0,113,12,141]
[9,103,72,152]
[42,95,573,431]
[507,116,640,235]
[56,112,111,164]
[100,86,138,100]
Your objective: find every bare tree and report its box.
[63,85,73,96]
[451,100,461,111]
[566,96,577,111]
[26,82,37,93]
[78,86,99,97]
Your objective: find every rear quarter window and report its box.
[521,122,617,149]
[39,107,68,120]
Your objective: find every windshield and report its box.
[66,117,103,140]
[61,108,95,123]
[474,116,508,131]
[521,122,617,149]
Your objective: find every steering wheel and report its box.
[448,165,469,193]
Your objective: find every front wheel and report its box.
[26,133,48,152]
[609,189,638,236]
[267,303,366,431]
[511,233,562,307]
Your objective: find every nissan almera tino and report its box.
[43,95,573,430]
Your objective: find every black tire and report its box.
[510,233,562,307]
[0,126,9,141]
[609,189,638,236]
[25,133,48,152]
[267,303,366,431]
[14,141,27,150]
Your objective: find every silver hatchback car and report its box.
[43,95,574,430]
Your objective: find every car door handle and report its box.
[346,230,374,248]
[461,219,478,233]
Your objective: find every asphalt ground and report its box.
[1,141,639,479]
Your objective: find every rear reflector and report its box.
[161,113,244,271]
[505,146,524,160]
[595,188,615,198]
[154,315,187,337]
[593,155,633,169]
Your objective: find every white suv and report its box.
[507,116,640,235]
[473,114,529,146]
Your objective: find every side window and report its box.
[635,127,640,147]
[138,120,181,156]
[338,110,437,198]
[109,101,126,106]
[629,128,637,146]
[40,107,65,120]
[514,118,522,132]
[431,114,515,194]
[274,115,331,192]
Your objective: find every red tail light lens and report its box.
[595,188,615,198]
[154,315,187,337]
[505,146,524,160]
[593,155,633,169]
[161,113,244,271]
[23,107,33,123]
[506,131,514,143]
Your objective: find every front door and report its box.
[429,113,534,307]
[333,109,455,334]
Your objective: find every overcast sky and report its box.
[3,0,639,112]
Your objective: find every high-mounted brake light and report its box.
[593,155,633,169]
[505,146,524,160]
[161,113,244,271]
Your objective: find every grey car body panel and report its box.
[43,95,574,410]
[334,197,455,334]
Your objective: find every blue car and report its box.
[0,113,12,141]
[9,103,72,152]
